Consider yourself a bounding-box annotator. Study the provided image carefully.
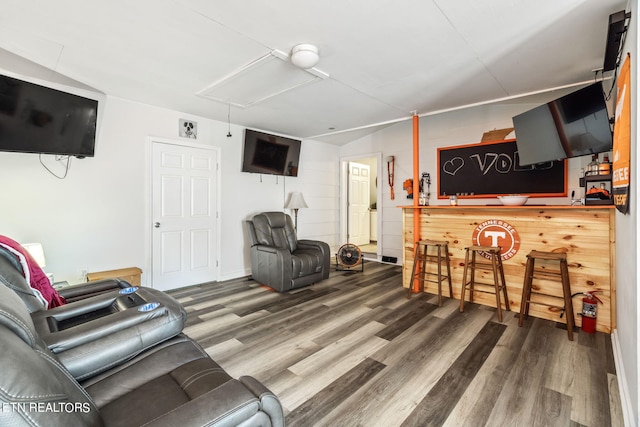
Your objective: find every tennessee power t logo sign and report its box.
[472,219,521,260]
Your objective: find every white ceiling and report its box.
[0,0,627,145]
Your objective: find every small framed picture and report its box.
[179,119,197,139]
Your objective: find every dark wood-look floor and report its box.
[168,262,623,427]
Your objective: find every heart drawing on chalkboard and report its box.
[443,157,464,175]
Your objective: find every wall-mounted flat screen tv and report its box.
[242,129,301,176]
[0,74,98,158]
[513,82,612,166]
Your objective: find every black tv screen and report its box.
[513,82,612,166]
[242,129,301,176]
[0,74,98,157]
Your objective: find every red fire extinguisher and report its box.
[573,291,603,334]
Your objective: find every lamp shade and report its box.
[22,242,46,268]
[290,44,319,69]
[284,192,309,210]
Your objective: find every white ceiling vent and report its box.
[197,50,329,108]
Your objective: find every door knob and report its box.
[154,222,161,228]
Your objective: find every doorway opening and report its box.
[340,153,382,260]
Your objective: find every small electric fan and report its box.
[335,243,364,272]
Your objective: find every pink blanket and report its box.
[0,235,65,308]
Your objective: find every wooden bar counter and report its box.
[402,205,615,333]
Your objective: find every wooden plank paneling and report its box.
[402,206,615,333]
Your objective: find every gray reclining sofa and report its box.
[0,247,284,426]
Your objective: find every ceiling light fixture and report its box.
[290,44,320,69]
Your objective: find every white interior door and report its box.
[348,161,371,246]
[151,142,218,290]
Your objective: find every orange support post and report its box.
[412,114,421,293]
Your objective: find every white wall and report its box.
[612,0,638,424]
[0,93,340,285]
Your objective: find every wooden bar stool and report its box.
[519,250,575,341]
[407,239,453,306]
[459,245,510,322]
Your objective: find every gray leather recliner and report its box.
[246,211,330,292]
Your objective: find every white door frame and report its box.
[339,152,383,259]
[147,136,222,287]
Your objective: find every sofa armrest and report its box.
[141,376,285,427]
[298,239,330,254]
[239,375,286,426]
[298,239,331,279]
[31,288,186,380]
[250,245,293,292]
[83,336,285,427]
[57,278,130,303]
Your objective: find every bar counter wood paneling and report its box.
[402,205,615,333]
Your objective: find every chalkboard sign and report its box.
[437,139,567,198]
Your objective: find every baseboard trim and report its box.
[612,329,636,427]
[218,268,251,282]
